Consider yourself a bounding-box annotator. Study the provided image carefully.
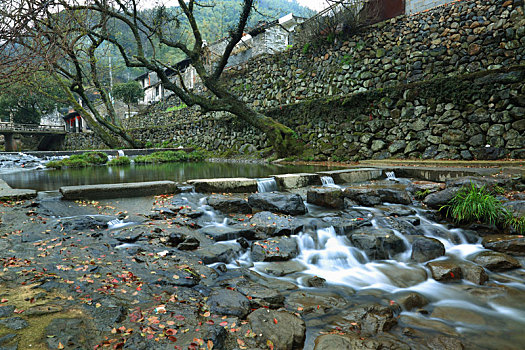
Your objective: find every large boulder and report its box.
[472,251,521,271]
[206,195,252,214]
[207,289,250,318]
[248,192,307,215]
[249,211,303,237]
[482,235,525,256]
[343,186,411,206]
[247,309,306,350]
[457,261,489,285]
[196,243,242,264]
[307,187,344,209]
[251,237,299,262]
[410,236,445,262]
[348,228,406,260]
[199,226,255,242]
[426,260,462,282]
[423,188,460,209]
[339,303,398,336]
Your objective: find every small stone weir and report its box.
[256,177,279,193]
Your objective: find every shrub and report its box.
[81,151,108,165]
[133,150,205,164]
[45,160,63,169]
[108,156,131,166]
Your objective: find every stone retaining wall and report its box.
[63,0,525,160]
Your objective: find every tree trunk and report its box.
[223,95,303,158]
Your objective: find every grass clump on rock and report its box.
[442,183,524,234]
[45,152,109,169]
[134,150,205,164]
[107,156,131,166]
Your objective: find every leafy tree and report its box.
[0,73,67,124]
[112,81,144,120]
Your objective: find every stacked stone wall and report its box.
[63,0,525,160]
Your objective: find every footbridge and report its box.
[0,123,66,151]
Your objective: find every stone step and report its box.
[0,179,37,201]
[271,173,321,190]
[188,178,257,193]
[59,181,179,199]
[316,168,383,184]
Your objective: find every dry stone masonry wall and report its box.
[64,0,525,160]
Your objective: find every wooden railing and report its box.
[0,122,66,133]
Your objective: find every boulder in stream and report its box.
[482,235,525,256]
[427,260,462,282]
[248,192,307,215]
[251,237,299,262]
[247,308,306,350]
[472,251,521,271]
[207,289,251,318]
[249,211,303,237]
[207,195,252,214]
[306,187,344,209]
[348,228,406,260]
[423,187,460,209]
[410,236,445,262]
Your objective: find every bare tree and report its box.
[0,0,144,148]
[1,0,303,156]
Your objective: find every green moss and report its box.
[134,150,206,164]
[107,156,131,166]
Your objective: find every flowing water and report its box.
[256,178,279,192]
[207,179,525,349]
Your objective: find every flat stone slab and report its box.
[188,178,257,193]
[60,181,178,199]
[0,179,37,200]
[317,168,383,184]
[271,173,321,189]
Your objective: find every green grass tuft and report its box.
[107,156,131,166]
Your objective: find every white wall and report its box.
[406,0,456,14]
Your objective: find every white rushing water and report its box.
[385,171,396,180]
[257,178,278,192]
[320,176,341,188]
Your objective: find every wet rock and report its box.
[207,289,250,318]
[472,146,507,160]
[322,216,372,235]
[349,228,406,260]
[196,243,242,264]
[426,336,465,350]
[199,226,255,242]
[343,186,411,206]
[340,303,397,336]
[431,306,486,325]
[55,215,110,231]
[445,176,510,191]
[503,200,525,216]
[423,188,460,209]
[286,291,349,314]
[411,236,445,262]
[259,261,307,277]
[166,232,185,246]
[45,318,96,350]
[0,306,15,318]
[0,334,16,346]
[234,281,285,308]
[24,304,62,316]
[396,292,429,311]
[304,276,326,288]
[408,180,446,195]
[399,315,459,337]
[177,237,200,250]
[472,251,521,271]
[249,211,303,237]
[179,206,204,218]
[91,305,126,331]
[248,192,307,215]
[247,308,306,350]
[306,187,344,209]
[458,261,489,285]
[207,195,252,214]
[0,317,28,330]
[375,265,428,288]
[427,260,462,282]
[482,235,525,256]
[251,237,299,262]
[314,334,410,350]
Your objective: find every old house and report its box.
[135,13,304,105]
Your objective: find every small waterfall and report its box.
[117,150,125,157]
[257,178,278,193]
[320,176,341,188]
[386,171,396,180]
[107,218,134,229]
